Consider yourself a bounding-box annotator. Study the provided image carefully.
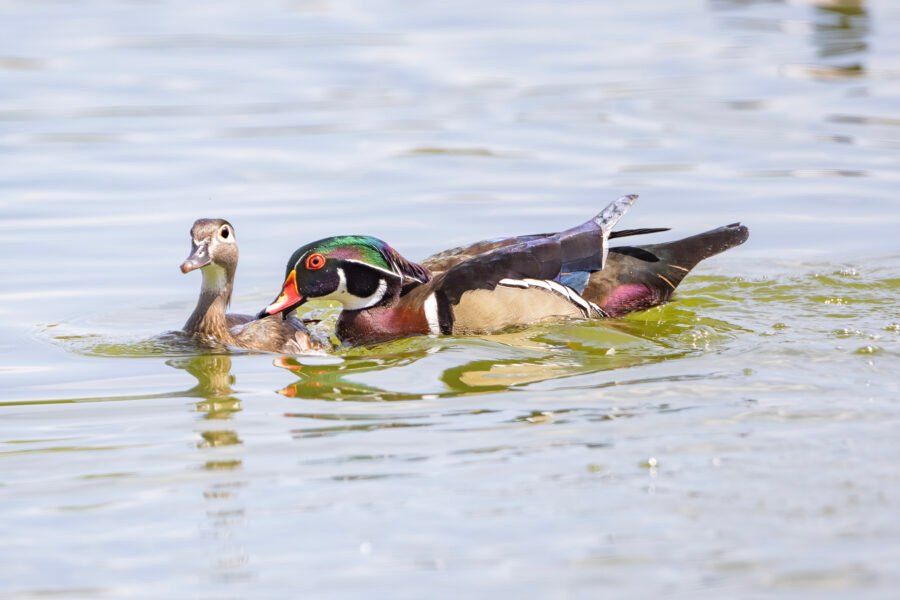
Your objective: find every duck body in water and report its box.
[181,218,327,354]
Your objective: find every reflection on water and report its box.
[713,0,870,79]
[805,1,869,79]
[275,355,430,402]
[40,319,697,406]
[32,269,898,417]
[169,354,242,420]
[168,355,244,469]
[272,321,703,402]
[167,354,251,583]
[813,0,868,59]
[44,283,756,408]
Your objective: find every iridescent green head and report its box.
[258,235,431,317]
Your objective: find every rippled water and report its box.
[1,0,899,597]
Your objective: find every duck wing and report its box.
[225,312,254,328]
[436,195,637,307]
[231,315,331,354]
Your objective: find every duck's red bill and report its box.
[259,270,303,318]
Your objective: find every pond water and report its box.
[1,0,899,597]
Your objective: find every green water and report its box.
[2,0,899,597]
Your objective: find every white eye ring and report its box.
[217,226,233,242]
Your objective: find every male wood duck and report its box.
[257,195,749,346]
[181,218,327,353]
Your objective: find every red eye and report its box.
[305,253,326,270]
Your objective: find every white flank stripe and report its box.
[589,302,607,317]
[568,290,589,311]
[545,279,592,315]
[522,278,552,290]
[498,278,529,288]
[498,277,599,318]
[545,280,570,296]
[546,280,588,313]
[571,295,592,315]
[423,293,441,335]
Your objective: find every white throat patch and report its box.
[324,268,387,310]
[201,263,228,294]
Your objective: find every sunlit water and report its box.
[1,0,899,597]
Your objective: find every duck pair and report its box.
[182,195,748,352]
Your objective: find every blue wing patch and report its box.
[557,271,590,293]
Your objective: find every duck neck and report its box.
[184,264,236,342]
[336,289,429,345]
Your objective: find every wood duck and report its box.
[181,218,327,353]
[257,195,749,346]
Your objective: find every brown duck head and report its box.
[181,219,238,291]
[181,218,239,336]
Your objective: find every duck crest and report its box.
[323,236,431,287]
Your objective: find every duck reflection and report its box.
[812,0,868,60]
[166,353,250,582]
[169,353,242,422]
[166,353,244,456]
[273,354,432,401]
[273,322,694,401]
[711,0,870,78]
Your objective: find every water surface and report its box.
[1,0,899,597]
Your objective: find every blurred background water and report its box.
[1,0,899,597]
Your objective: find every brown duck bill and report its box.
[180,243,212,273]
[257,270,304,319]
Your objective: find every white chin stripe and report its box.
[423,293,440,335]
[498,277,606,318]
[325,268,388,310]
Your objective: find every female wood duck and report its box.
[257,195,749,346]
[181,218,327,353]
